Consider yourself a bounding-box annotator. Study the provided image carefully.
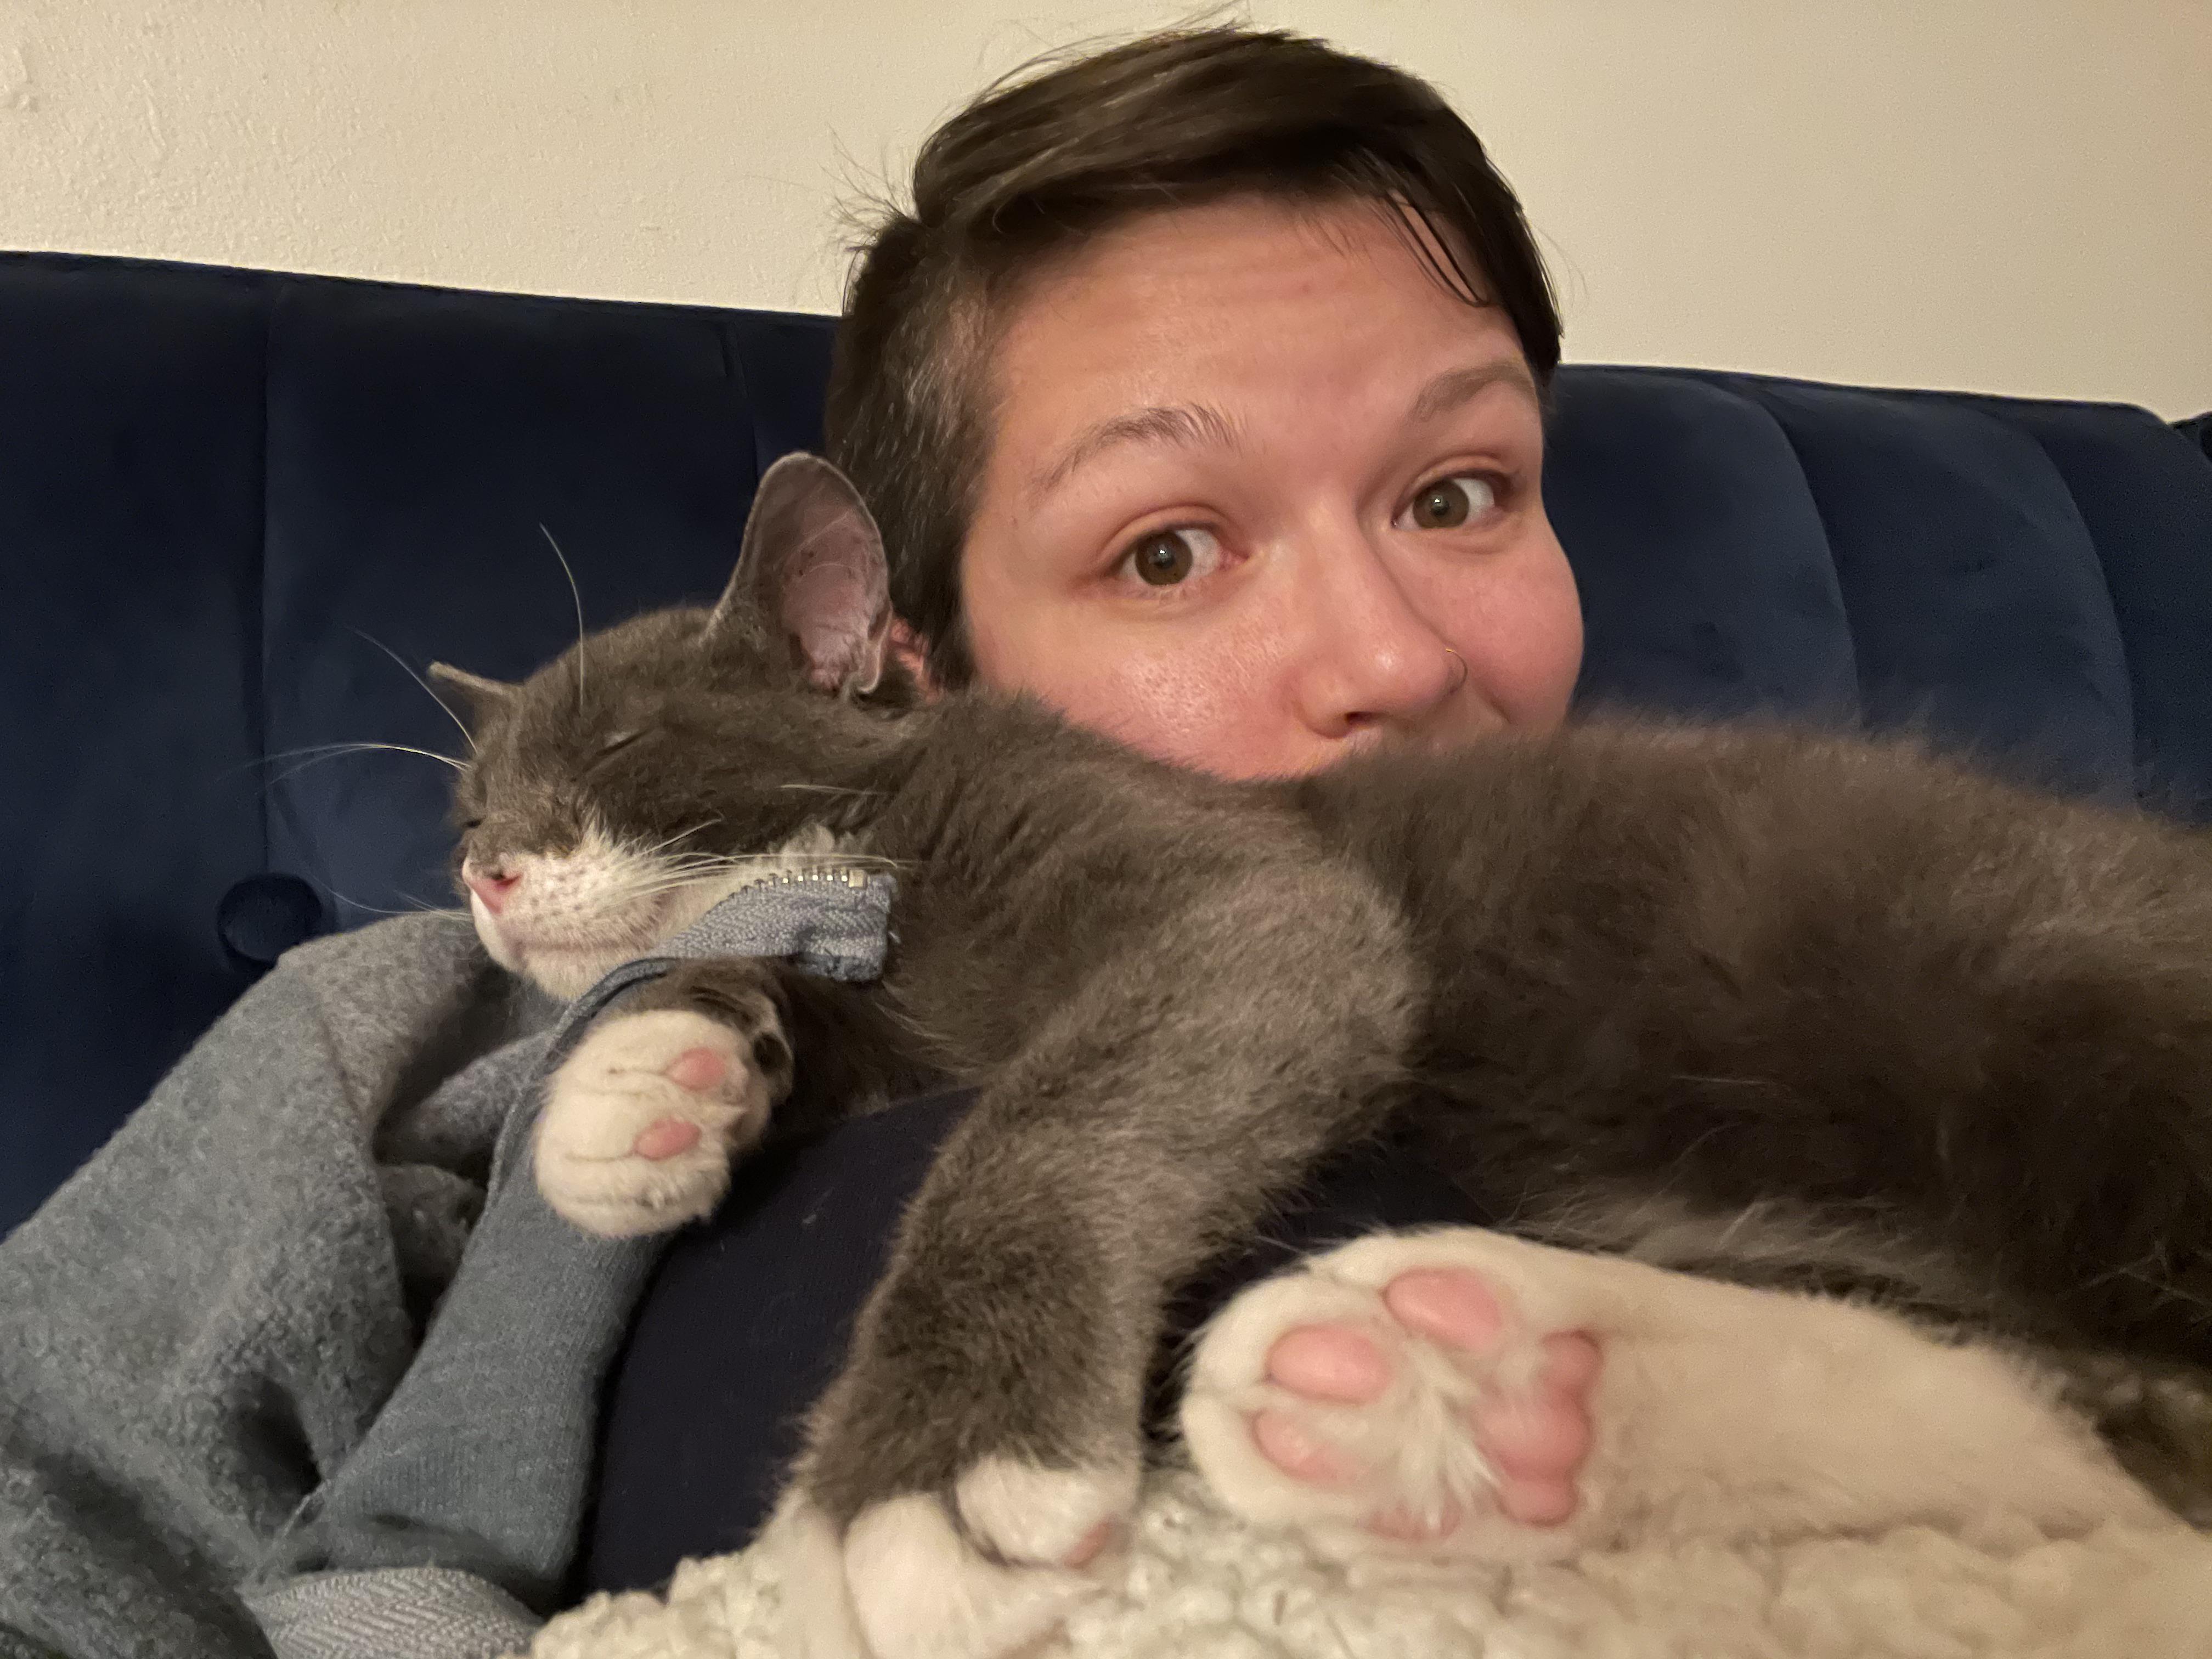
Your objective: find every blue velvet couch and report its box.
[4,248,2210,1243]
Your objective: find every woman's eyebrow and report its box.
[1408,359,1540,422]
[1029,403,1239,503]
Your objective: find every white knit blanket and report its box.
[524,1471,2212,1659]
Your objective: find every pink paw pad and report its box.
[630,1118,702,1161]
[1257,1266,1600,1534]
[1062,1519,1116,1568]
[664,1046,728,1091]
[629,1046,735,1160]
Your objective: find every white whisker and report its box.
[350,627,477,753]
[606,879,721,903]
[219,743,351,778]
[636,820,724,858]
[591,857,891,906]
[315,879,452,919]
[659,848,906,870]
[539,523,587,710]
[256,742,467,789]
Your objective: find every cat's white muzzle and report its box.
[462,822,853,1000]
[468,893,662,1000]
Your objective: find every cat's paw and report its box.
[1181,1228,1605,1563]
[775,1460,1136,1659]
[534,1008,773,1238]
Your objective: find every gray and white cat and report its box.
[431,455,2210,1658]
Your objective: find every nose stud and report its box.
[1443,646,1469,696]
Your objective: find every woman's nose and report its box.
[1285,526,1468,741]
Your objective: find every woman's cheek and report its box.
[1479,539,1583,729]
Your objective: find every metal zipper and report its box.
[750,866,873,889]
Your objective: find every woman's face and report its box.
[958,195,1583,781]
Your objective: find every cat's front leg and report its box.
[781,1071,1413,1628]
[534,962,794,1238]
[775,1103,1155,1659]
[771,867,1417,1657]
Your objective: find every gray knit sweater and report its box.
[0,882,894,1659]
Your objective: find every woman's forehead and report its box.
[992,198,1524,421]
[983,196,1533,499]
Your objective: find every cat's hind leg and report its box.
[1180,1226,2166,1562]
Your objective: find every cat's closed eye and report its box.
[593,730,645,765]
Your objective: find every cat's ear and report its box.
[427,662,519,729]
[713,453,893,697]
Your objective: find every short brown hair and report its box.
[823,25,1561,686]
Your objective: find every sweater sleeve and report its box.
[0,914,512,1659]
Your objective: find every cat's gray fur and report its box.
[433,455,2212,1534]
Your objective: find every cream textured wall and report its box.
[3,0,2208,416]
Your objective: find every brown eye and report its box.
[1134,533,1192,585]
[1119,526,1222,589]
[1400,474,1499,532]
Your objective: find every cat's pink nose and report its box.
[464,865,521,913]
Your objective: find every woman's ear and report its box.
[887,617,940,702]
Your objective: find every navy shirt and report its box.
[584,1088,1485,1594]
